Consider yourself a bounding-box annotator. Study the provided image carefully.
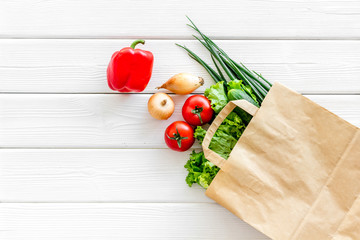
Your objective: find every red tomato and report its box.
[165,121,195,152]
[182,95,214,126]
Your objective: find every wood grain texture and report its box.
[0,39,360,93]
[0,94,358,148]
[0,94,189,148]
[1,0,359,239]
[0,0,359,39]
[0,149,210,203]
[0,203,270,240]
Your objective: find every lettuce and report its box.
[193,112,245,159]
[194,126,206,143]
[207,112,245,159]
[204,81,228,114]
[184,150,219,189]
[227,79,243,91]
[186,111,245,188]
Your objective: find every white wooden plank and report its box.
[0,94,188,148]
[0,94,358,148]
[0,203,269,240]
[0,0,359,39]
[0,39,360,94]
[0,149,210,203]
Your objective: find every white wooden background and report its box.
[0,1,360,239]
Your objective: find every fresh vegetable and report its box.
[227,80,259,106]
[165,121,195,152]
[195,111,246,159]
[194,126,207,142]
[176,17,272,104]
[177,18,273,189]
[184,150,219,189]
[157,73,204,95]
[228,89,259,106]
[107,39,153,92]
[204,81,228,114]
[184,81,255,188]
[148,93,175,120]
[182,95,214,126]
[195,82,251,158]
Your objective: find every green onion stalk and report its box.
[176,16,272,105]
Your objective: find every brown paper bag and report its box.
[203,83,360,240]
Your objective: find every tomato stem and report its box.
[167,128,188,148]
[191,105,204,124]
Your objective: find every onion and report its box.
[156,73,204,95]
[148,93,175,120]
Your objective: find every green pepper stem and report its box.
[130,39,145,49]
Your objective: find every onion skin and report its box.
[156,73,204,95]
[148,93,175,120]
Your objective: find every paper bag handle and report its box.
[202,100,259,168]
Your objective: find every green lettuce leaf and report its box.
[184,150,219,189]
[227,79,243,91]
[204,81,228,114]
[193,112,245,160]
[208,112,246,159]
[194,126,206,143]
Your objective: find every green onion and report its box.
[177,17,273,104]
[211,55,225,81]
[176,44,222,83]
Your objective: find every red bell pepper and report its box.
[107,39,154,92]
